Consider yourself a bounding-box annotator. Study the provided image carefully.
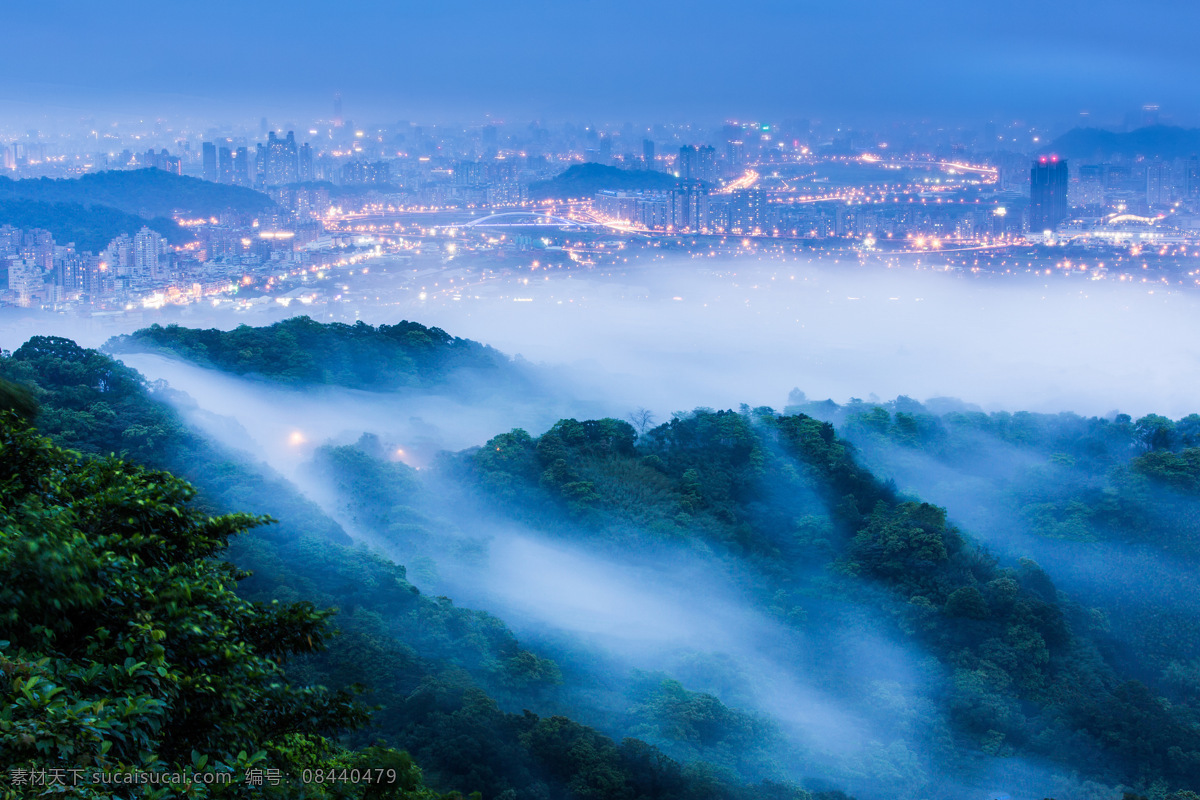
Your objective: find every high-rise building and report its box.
[21,229,53,272]
[730,189,765,232]
[669,187,709,231]
[1146,161,1172,206]
[218,146,234,184]
[102,233,134,279]
[53,245,85,295]
[697,145,718,183]
[233,147,250,186]
[1075,164,1105,207]
[7,257,41,306]
[1029,156,1069,232]
[254,144,267,187]
[264,131,299,186]
[678,145,698,181]
[642,139,655,169]
[202,142,218,182]
[725,140,744,174]
[133,227,165,282]
[298,143,314,183]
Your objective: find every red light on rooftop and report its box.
[1040,156,1048,163]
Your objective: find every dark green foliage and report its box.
[0,198,186,252]
[1131,448,1200,493]
[0,169,272,218]
[106,317,513,390]
[1,339,810,800]
[0,415,452,799]
[4,335,190,463]
[944,587,989,620]
[624,678,783,780]
[527,163,681,201]
[460,406,1200,794]
[0,375,37,419]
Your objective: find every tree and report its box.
[1135,414,1176,452]
[0,413,447,799]
[945,587,990,620]
[627,407,656,435]
[0,376,36,419]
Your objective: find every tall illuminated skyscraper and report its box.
[265,131,299,185]
[1030,156,1068,232]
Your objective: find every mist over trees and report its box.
[4,321,1200,800]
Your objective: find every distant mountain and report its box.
[0,198,184,253]
[528,162,680,200]
[1043,125,1200,160]
[0,168,272,219]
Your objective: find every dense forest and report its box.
[0,398,454,799]
[0,169,273,218]
[5,319,1200,799]
[0,339,831,800]
[788,394,1200,723]
[106,318,520,391]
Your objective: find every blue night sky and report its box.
[3,0,1198,125]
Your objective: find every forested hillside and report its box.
[106,318,519,391]
[791,396,1200,728]
[0,339,833,800]
[0,198,185,252]
[434,411,1200,797]
[8,319,1200,799]
[0,405,453,799]
[295,402,1200,796]
[0,169,272,218]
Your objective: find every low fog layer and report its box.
[116,352,578,475]
[437,528,879,753]
[374,258,1200,419]
[840,424,1200,677]
[5,254,1198,420]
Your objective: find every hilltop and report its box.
[0,198,184,252]
[104,316,520,391]
[0,168,273,218]
[528,162,680,200]
[1043,124,1200,160]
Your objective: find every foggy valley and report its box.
[7,4,1200,798]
